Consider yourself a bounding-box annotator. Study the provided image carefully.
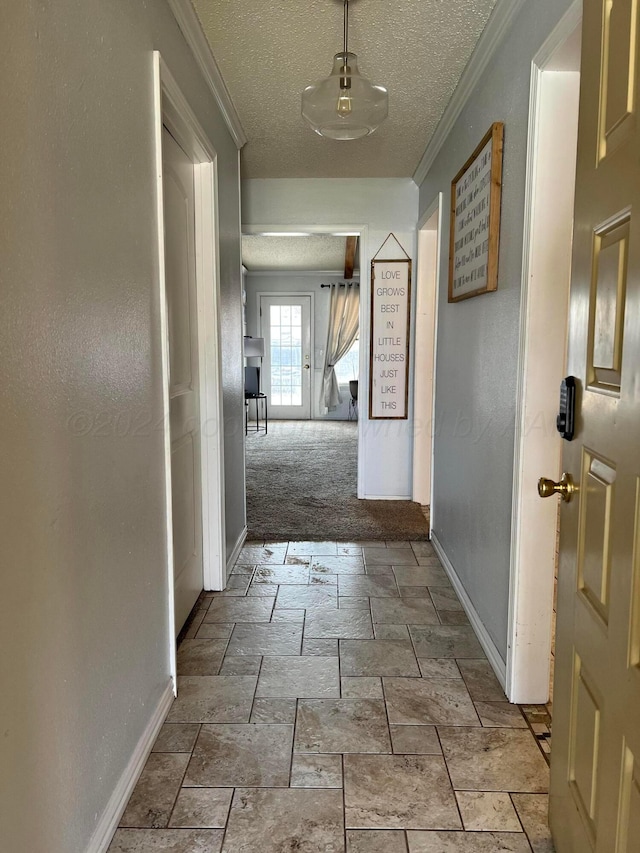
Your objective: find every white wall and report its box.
[242,179,419,498]
[245,272,358,420]
[418,0,575,662]
[0,2,243,851]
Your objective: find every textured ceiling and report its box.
[242,235,359,272]
[192,0,498,178]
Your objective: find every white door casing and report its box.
[507,3,582,704]
[259,294,313,420]
[413,195,442,512]
[153,54,227,683]
[162,126,204,636]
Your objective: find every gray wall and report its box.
[0,2,243,851]
[245,272,360,420]
[419,0,574,660]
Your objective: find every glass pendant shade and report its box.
[302,52,388,140]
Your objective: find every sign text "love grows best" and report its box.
[369,259,411,419]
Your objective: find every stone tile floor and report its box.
[108,540,555,852]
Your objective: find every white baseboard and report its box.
[362,494,413,501]
[88,681,174,853]
[226,525,248,574]
[431,533,507,690]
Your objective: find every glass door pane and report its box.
[269,304,303,406]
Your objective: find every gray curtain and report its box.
[322,284,359,411]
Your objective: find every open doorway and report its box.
[413,194,442,528]
[507,6,581,734]
[241,232,363,540]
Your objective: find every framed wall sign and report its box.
[448,122,504,302]
[369,257,411,420]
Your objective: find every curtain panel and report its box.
[322,284,359,411]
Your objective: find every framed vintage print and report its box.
[448,122,504,302]
[369,257,411,420]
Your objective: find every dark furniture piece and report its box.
[348,380,358,421]
[245,366,268,435]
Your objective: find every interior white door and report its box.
[162,126,203,635]
[260,295,312,419]
[548,2,640,850]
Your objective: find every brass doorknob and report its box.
[538,472,577,503]
[303,364,310,370]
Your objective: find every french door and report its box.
[260,295,312,419]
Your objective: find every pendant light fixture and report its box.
[301,0,388,140]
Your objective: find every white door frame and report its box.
[413,194,443,523]
[243,224,368,497]
[153,53,226,688]
[506,2,582,703]
[257,292,315,419]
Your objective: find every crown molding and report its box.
[167,0,247,149]
[413,0,527,186]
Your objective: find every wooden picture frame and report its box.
[369,258,412,420]
[448,122,504,302]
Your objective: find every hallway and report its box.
[108,540,553,852]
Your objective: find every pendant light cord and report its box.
[343,0,349,56]
[339,0,350,91]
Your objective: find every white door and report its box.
[162,126,203,635]
[260,295,312,419]
[546,2,640,850]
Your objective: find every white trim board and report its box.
[506,3,581,704]
[88,682,174,853]
[413,0,527,185]
[428,197,443,530]
[363,494,413,501]
[413,193,442,511]
[154,51,228,650]
[153,55,178,680]
[431,533,507,689]
[166,0,247,149]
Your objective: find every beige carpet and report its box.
[245,420,430,541]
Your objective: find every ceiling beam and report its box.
[344,236,357,280]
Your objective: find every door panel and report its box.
[549,2,640,851]
[617,744,640,852]
[568,655,601,845]
[576,451,615,625]
[588,215,630,392]
[162,127,203,636]
[598,0,638,159]
[260,295,312,419]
